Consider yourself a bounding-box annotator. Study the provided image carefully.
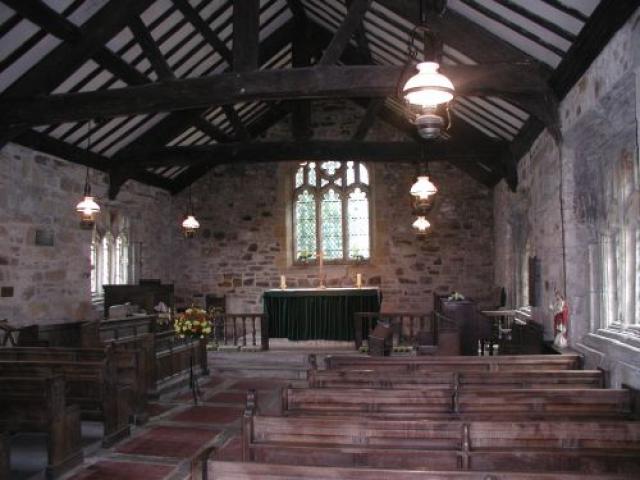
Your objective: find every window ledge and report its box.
[588,328,640,351]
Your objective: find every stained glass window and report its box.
[293,161,371,263]
[295,190,317,260]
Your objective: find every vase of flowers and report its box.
[447,291,466,301]
[173,307,213,339]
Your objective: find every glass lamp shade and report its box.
[76,196,100,229]
[410,175,438,201]
[403,62,454,108]
[182,214,200,238]
[412,215,431,233]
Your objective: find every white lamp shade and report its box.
[410,175,438,200]
[75,196,100,215]
[182,215,200,230]
[412,216,431,232]
[403,62,454,107]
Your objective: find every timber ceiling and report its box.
[0,0,637,197]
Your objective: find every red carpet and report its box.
[169,405,243,424]
[115,426,219,458]
[68,461,174,480]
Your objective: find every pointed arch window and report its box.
[90,215,132,299]
[293,161,371,263]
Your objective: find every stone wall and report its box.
[172,100,495,314]
[493,8,640,388]
[0,143,174,326]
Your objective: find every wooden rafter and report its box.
[347,0,373,64]
[12,130,174,191]
[0,63,553,129]
[0,0,155,98]
[172,0,233,64]
[128,16,174,80]
[168,102,291,194]
[105,18,296,197]
[319,0,372,65]
[233,0,260,72]
[290,4,313,141]
[352,98,385,140]
[222,105,250,141]
[0,0,155,147]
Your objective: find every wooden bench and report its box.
[0,376,83,478]
[0,353,130,446]
[282,386,635,420]
[241,413,640,473]
[323,354,582,372]
[308,369,604,390]
[14,317,208,405]
[204,461,639,479]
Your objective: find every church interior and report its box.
[1,0,640,479]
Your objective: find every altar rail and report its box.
[214,314,269,350]
[354,312,436,350]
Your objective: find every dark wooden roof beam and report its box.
[319,0,372,65]
[352,98,385,140]
[172,0,233,64]
[0,63,554,129]
[128,16,174,80]
[233,0,260,72]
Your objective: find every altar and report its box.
[264,288,382,341]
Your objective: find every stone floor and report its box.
[8,349,320,480]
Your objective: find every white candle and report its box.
[356,273,362,288]
[280,275,286,289]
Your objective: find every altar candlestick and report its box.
[280,275,287,289]
[356,273,362,288]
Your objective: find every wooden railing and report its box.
[214,314,269,351]
[354,312,435,350]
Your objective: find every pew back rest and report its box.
[285,386,453,414]
[248,415,640,451]
[284,386,633,418]
[0,346,109,362]
[324,354,581,371]
[0,375,67,427]
[207,461,639,480]
[308,369,604,390]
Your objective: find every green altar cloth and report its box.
[264,288,382,341]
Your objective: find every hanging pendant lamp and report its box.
[182,186,200,238]
[410,146,438,203]
[412,215,431,233]
[403,61,454,109]
[76,121,100,229]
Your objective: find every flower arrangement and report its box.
[447,291,465,301]
[297,250,314,263]
[173,307,213,339]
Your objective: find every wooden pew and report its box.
[0,376,83,478]
[205,461,639,479]
[307,369,604,390]
[282,386,635,420]
[0,350,130,446]
[323,354,582,372]
[241,413,640,473]
[96,317,208,397]
[154,330,208,390]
